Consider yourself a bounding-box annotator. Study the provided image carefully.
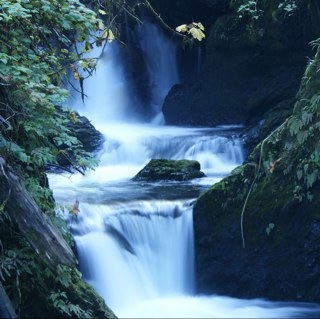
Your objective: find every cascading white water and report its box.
[71,42,131,124]
[50,125,320,318]
[69,200,194,312]
[49,23,320,319]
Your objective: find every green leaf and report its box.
[266,223,275,236]
[306,170,318,189]
[296,170,303,180]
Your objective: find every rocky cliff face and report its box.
[193,47,320,303]
[163,0,320,126]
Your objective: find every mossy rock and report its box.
[193,48,320,303]
[133,159,206,181]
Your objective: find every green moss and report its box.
[195,47,320,258]
[0,206,116,319]
[133,159,205,181]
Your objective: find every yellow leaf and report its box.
[101,29,115,42]
[73,70,80,81]
[98,9,107,15]
[192,22,205,31]
[71,64,80,81]
[176,24,188,33]
[188,27,205,41]
[98,20,105,30]
[70,111,77,123]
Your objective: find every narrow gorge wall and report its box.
[162,0,320,126]
[193,47,320,302]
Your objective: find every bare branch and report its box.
[141,0,191,43]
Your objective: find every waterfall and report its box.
[70,21,179,125]
[49,20,320,319]
[70,42,132,125]
[50,123,320,317]
[71,200,194,311]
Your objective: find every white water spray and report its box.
[72,201,194,311]
[71,42,131,125]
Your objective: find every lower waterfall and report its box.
[74,200,194,311]
[49,125,319,318]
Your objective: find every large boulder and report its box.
[55,109,104,169]
[133,159,205,181]
[193,48,320,303]
[66,111,104,154]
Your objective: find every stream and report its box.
[48,21,320,318]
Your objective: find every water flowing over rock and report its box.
[132,159,206,181]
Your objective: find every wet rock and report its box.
[54,108,104,169]
[66,112,104,154]
[133,159,206,181]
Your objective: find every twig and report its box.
[142,0,190,42]
[45,164,74,175]
[122,3,143,24]
[65,78,88,100]
[240,119,288,248]
[59,153,86,176]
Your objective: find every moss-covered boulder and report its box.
[193,48,320,303]
[133,159,206,181]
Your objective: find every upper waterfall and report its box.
[70,21,179,126]
[71,42,131,125]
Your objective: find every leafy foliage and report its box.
[0,0,122,317]
[0,0,107,182]
[230,0,301,39]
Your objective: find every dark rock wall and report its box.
[193,47,320,303]
[163,0,320,126]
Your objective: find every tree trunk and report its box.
[0,157,75,267]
